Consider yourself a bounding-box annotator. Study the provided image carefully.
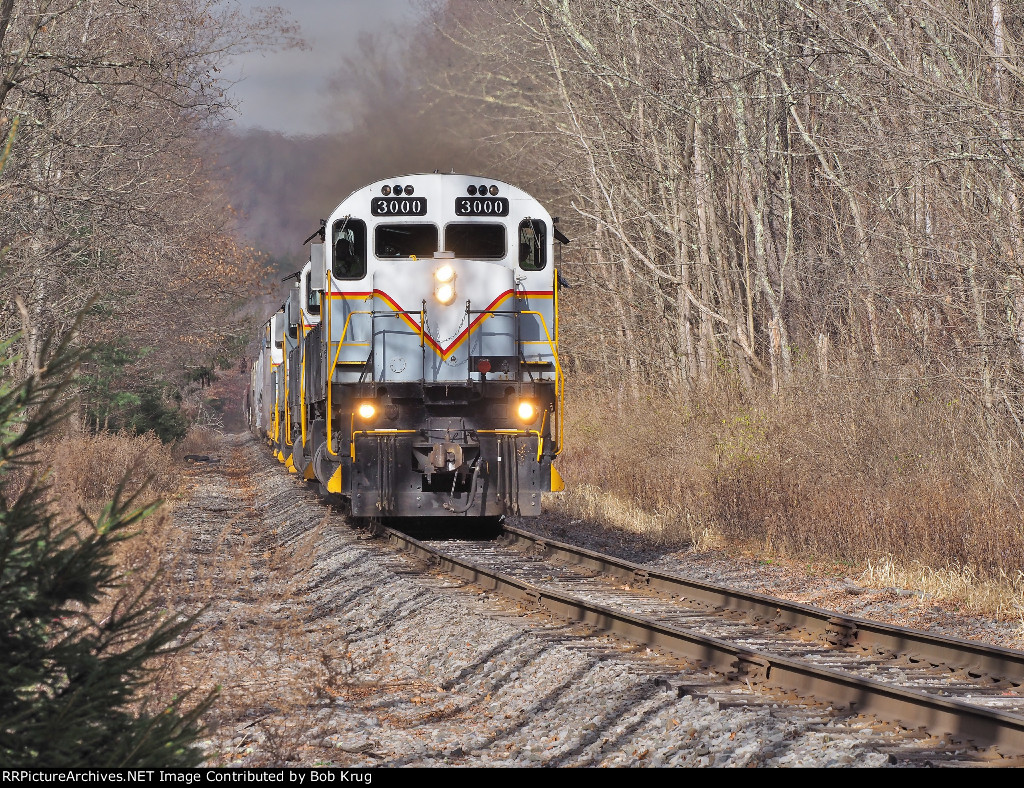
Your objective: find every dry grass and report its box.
[51,431,182,599]
[42,429,176,520]
[172,426,223,460]
[7,426,329,763]
[555,374,1024,616]
[545,483,719,552]
[5,429,181,602]
[858,556,1024,621]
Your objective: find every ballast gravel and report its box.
[169,433,1001,768]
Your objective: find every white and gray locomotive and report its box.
[248,173,566,521]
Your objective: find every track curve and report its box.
[381,522,1024,759]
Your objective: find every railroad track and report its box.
[380,521,1024,760]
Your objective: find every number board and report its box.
[455,197,509,217]
[371,197,428,216]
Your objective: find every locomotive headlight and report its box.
[357,402,376,420]
[434,264,455,284]
[435,283,456,305]
[516,400,537,422]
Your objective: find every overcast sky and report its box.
[222,0,420,135]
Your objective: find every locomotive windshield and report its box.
[375,223,438,259]
[445,223,505,259]
[332,218,367,279]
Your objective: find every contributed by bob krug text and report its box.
[2,772,374,785]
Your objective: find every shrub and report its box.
[0,331,214,766]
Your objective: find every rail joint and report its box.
[824,616,858,647]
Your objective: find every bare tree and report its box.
[420,0,1024,469]
[0,0,299,428]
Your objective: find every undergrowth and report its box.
[554,372,1024,616]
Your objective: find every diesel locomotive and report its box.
[248,172,566,521]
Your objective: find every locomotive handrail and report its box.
[298,321,316,456]
[326,309,372,458]
[350,428,418,461]
[283,351,293,449]
[519,310,564,456]
[554,265,560,345]
[335,310,373,349]
[460,304,562,455]
[476,429,545,462]
[330,309,373,379]
[328,305,432,458]
[300,351,307,449]
[271,361,281,451]
[372,306,430,384]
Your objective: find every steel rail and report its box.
[502,525,1024,684]
[383,525,1024,756]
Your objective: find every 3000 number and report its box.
[371,198,427,216]
[455,197,509,216]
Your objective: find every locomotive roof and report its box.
[327,172,547,218]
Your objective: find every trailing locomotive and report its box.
[248,172,566,520]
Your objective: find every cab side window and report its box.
[518,219,546,271]
[305,271,321,315]
[332,218,367,279]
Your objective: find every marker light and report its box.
[517,401,537,422]
[381,185,391,196]
[435,283,456,304]
[467,185,477,195]
[393,184,403,195]
[435,264,455,284]
[404,185,414,195]
[489,185,499,195]
[357,402,376,420]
